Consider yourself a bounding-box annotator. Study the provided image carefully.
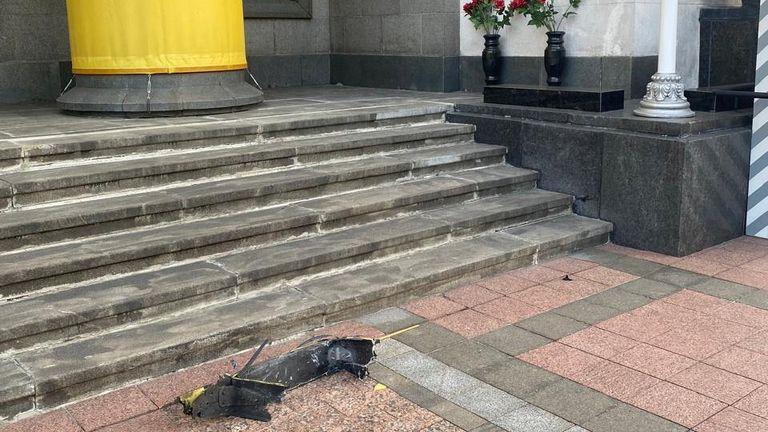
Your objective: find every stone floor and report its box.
[4,236,768,432]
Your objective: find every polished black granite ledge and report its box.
[484,85,625,112]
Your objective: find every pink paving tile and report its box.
[668,363,761,404]
[97,408,188,432]
[138,360,231,407]
[403,295,465,320]
[444,284,502,308]
[695,407,768,432]
[648,328,730,360]
[477,273,538,295]
[735,385,768,419]
[518,342,605,377]
[596,301,698,342]
[572,360,660,400]
[643,300,705,326]
[472,296,543,324]
[711,302,768,329]
[718,267,768,290]
[543,276,609,297]
[0,410,82,432]
[509,285,583,310]
[540,257,599,273]
[671,256,731,276]
[612,343,696,379]
[510,265,566,283]
[681,316,755,345]
[574,266,639,288]
[559,327,639,359]
[738,330,768,356]
[705,346,768,383]
[742,255,768,274]
[433,308,505,338]
[629,381,727,428]
[662,289,732,313]
[694,247,766,267]
[319,321,384,339]
[67,386,157,431]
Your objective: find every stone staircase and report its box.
[0,101,611,420]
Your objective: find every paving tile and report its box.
[628,381,727,428]
[516,312,589,340]
[574,266,639,288]
[430,340,511,374]
[705,346,768,383]
[67,386,157,431]
[611,343,697,380]
[444,284,503,308]
[712,302,768,329]
[734,384,768,419]
[648,327,730,360]
[571,360,660,400]
[543,277,610,298]
[694,407,768,432]
[434,309,505,338]
[471,358,563,399]
[559,327,639,359]
[528,379,619,425]
[375,339,414,361]
[472,297,542,324]
[477,273,538,295]
[0,410,82,432]
[582,402,687,432]
[96,409,183,432]
[476,325,552,357]
[742,255,768,273]
[471,423,507,432]
[422,420,467,431]
[687,278,759,302]
[718,267,768,290]
[512,265,567,283]
[596,305,680,343]
[509,285,583,310]
[518,342,605,378]
[680,316,755,345]
[320,320,384,338]
[583,288,653,312]
[496,404,573,432]
[738,330,768,356]
[426,400,488,431]
[647,267,710,288]
[617,278,682,300]
[404,296,466,320]
[552,300,622,325]
[739,289,768,311]
[671,256,731,276]
[661,289,733,313]
[668,362,761,404]
[359,307,425,334]
[697,246,767,267]
[393,322,466,354]
[541,257,600,273]
[138,357,235,407]
[598,244,682,266]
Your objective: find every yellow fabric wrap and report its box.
[66,0,248,75]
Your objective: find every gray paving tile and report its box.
[476,325,553,357]
[564,427,591,432]
[687,278,760,302]
[393,322,467,354]
[375,339,414,361]
[496,404,574,432]
[645,267,709,288]
[738,289,768,311]
[584,288,653,312]
[430,340,512,374]
[471,424,507,432]
[528,379,619,425]
[596,255,666,277]
[359,307,425,333]
[569,248,623,266]
[617,278,682,300]
[582,403,686,432]
[472,358,563,399]
[516,313,589,340]
[552,301,622,325]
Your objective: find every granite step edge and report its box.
[3,215,611,415]
[0,189,573,352]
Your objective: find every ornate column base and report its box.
[634,73,695,118]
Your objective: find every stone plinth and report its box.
[484,85,624,112]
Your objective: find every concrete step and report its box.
[0,165,535,295]
[0,190,572,351]
[0,214,611,415]
[5,102,450,165]
[0,123,475,205]
[0,143,510,251]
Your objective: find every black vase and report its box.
[544,31,566,86]
[482,34,501,85]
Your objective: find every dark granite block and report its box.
[630,56,658,99]
[300,54,331,86]
[484,85,624,112]
[685,84,755,112]
[330,54,459,92]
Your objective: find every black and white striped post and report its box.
[748,0,768,239]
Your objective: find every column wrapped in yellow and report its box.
[66,0,248,75]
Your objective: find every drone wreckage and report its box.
[179,327,414,423]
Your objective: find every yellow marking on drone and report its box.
[373,383,388,391]
[377,324,420,341]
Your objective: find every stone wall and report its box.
[329,0,461,92]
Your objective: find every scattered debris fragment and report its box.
[562,275,573,281]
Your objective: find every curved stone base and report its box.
[633,73,695,119]
[57,70,264,116]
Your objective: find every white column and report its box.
[633,0,694,118]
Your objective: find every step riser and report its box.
[22,113,447,165]
[28,229,608,411]
[7,132,475,207]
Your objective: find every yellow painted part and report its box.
[66,0,247,75]
[179,386,206,408]
[373,383,388,391]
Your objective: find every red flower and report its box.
[510,0,526,9]
[494,0,505,9]
[463,0,478,13]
